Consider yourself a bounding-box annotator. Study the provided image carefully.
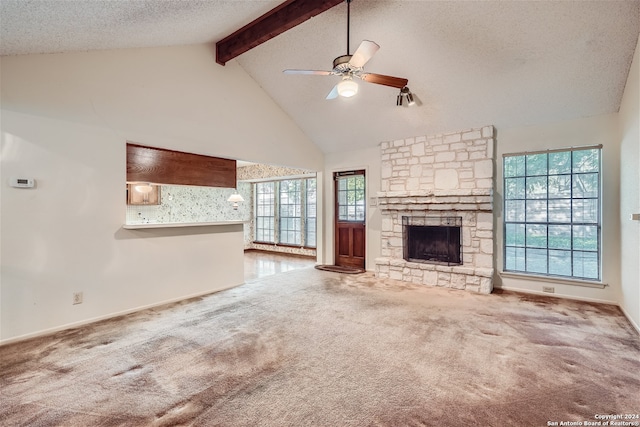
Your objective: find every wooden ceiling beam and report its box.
[216,0,344,65]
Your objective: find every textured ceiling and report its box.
[1,0,639,153]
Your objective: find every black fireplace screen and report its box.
[402,216,462,265]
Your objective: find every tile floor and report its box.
[244,250,316,281]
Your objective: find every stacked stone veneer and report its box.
[375,126,495,294]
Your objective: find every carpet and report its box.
[314,264,366,274]
[1,268,639,426]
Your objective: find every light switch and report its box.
[631,213,640,221]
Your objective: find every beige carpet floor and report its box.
[1,268,639,426]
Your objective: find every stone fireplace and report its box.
[375,126,495,294]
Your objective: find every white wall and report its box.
[322,146,382,270]
[619,35,640,331]
[0,45,323,170]
[0,45,323,342]
[495,114,621,304]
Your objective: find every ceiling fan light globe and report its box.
[337,79,358,98]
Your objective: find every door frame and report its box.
[333,169,366,268]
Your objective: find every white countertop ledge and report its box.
[123,221,245,229]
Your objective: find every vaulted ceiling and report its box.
[1,0,638,153]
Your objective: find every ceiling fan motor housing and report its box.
[333,55,355,72]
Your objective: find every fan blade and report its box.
[360,73,408,89]
[326,85,339,100]
[349,40,380,68]
[283,69,333,75]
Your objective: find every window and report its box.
[253,178,316,248]
[279,180,302,245]
[306,178,317,247]
[503,146,601,280]
[255,182,275,243]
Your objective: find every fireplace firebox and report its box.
[402,216,462,266]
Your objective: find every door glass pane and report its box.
[337,174,365,222]
[339,190,347,205]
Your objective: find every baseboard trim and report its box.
[619,305,640,335]
[497,285,639,336]
[0,282,242,347]
[495,285,617,305]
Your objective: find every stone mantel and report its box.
[377,189,493,212]
[378,189,492,198]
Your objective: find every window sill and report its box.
[500,271,607,289]
[252,242,316,250]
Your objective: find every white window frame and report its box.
[502,145,602,281]
[253,178,317,248]
[255,182,276,243]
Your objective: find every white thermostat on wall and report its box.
[10,177,35,188]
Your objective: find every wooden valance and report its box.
[126,143,236,188]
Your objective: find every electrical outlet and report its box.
[542,286,555,293]
[73,292,83,305]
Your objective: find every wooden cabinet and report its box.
[126,143,236,188]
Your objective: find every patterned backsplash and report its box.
[125,182,253,244]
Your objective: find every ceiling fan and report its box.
[283,0,411,101]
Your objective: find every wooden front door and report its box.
[334,170,366,268]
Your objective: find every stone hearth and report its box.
[375,126,495,294]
